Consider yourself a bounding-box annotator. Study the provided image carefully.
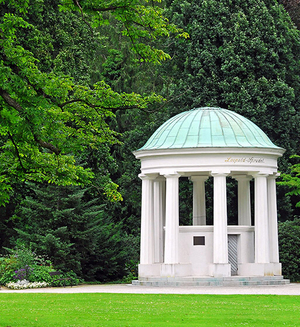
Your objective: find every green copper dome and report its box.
[139,107,280,150]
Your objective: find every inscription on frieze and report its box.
[224,157,265,164]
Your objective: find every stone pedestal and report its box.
[209,263,231,277]
[160,263,192,277]
[138,263,192,278]
[238,263,282,277]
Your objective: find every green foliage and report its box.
[59,0,188,64]
[28,265,53,284]
[120,259,138,283]
[0,0,184,206]
[278,217,300,282]
[49,270,80,287]
[0,244,54,285]
[161,0,300,158]
[4,244,36,268]
[278,155,300,207]
[12,184,139,282]
[0,255,17,285]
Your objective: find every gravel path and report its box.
[1,283,300,295]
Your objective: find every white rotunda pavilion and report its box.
[133,107,289,286]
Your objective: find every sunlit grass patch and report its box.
[0,293,300,326]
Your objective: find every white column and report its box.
[164,173,180,264]
[139,174,155,265]
[190,176,208,225]
[212,173,228,264]
[153,176,166,263]
[235,175,252,226]
[268,174,280,263]
[253,173,270,263]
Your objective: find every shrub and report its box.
[0,268,17,285]
[0,245,55,286]
[278,217,300,282]
[50,271,81,287]
[28,265,53,284]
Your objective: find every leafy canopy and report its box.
[0,0,186,206]
[59,0,188,63]
[278,155,300,207]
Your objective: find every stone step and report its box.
[132,276,290,287]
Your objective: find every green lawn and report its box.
[0,293,299,326]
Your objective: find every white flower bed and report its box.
[6,279,49,289]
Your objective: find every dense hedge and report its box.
[278,217,300,282]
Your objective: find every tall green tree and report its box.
[160,0,300,158]
[12,184,139,281]
[0,0,187,206]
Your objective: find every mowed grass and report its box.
[0,293,300,326]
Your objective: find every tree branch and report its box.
[59,98,140,111]
[33,135,62,155]
[7,132,27,173]
[0,88,24,113]
[0,51,50,100]
[81,4,130,12]
[0,87,62,155]
[73,0,94,35]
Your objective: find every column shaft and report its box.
[191,176,208,225]
[153,177,166,263]
[212,173,228,264]
[164,174,180,264]
[254,174,270,263]
[236,176,252,225]
[268,175,279,263]
[139,175,154,265]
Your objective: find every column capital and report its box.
[189,175,209,182]
[164,172,181,179]
[211,171,230,177]
[154,175,166,182]
[252,172,269,178]
[233,174,253,182]
[139,173,158,180]
[267,173,280,180]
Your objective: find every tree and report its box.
[0,0,187,206]
[160,0,300,158]
[12,183,139,281]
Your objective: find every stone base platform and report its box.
[132,276,290,287]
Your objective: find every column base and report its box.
[138,263,192,278]
[160,264,192,277]
[209,263,231,277]
[238,263,282,276]
[138,264,161,277]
